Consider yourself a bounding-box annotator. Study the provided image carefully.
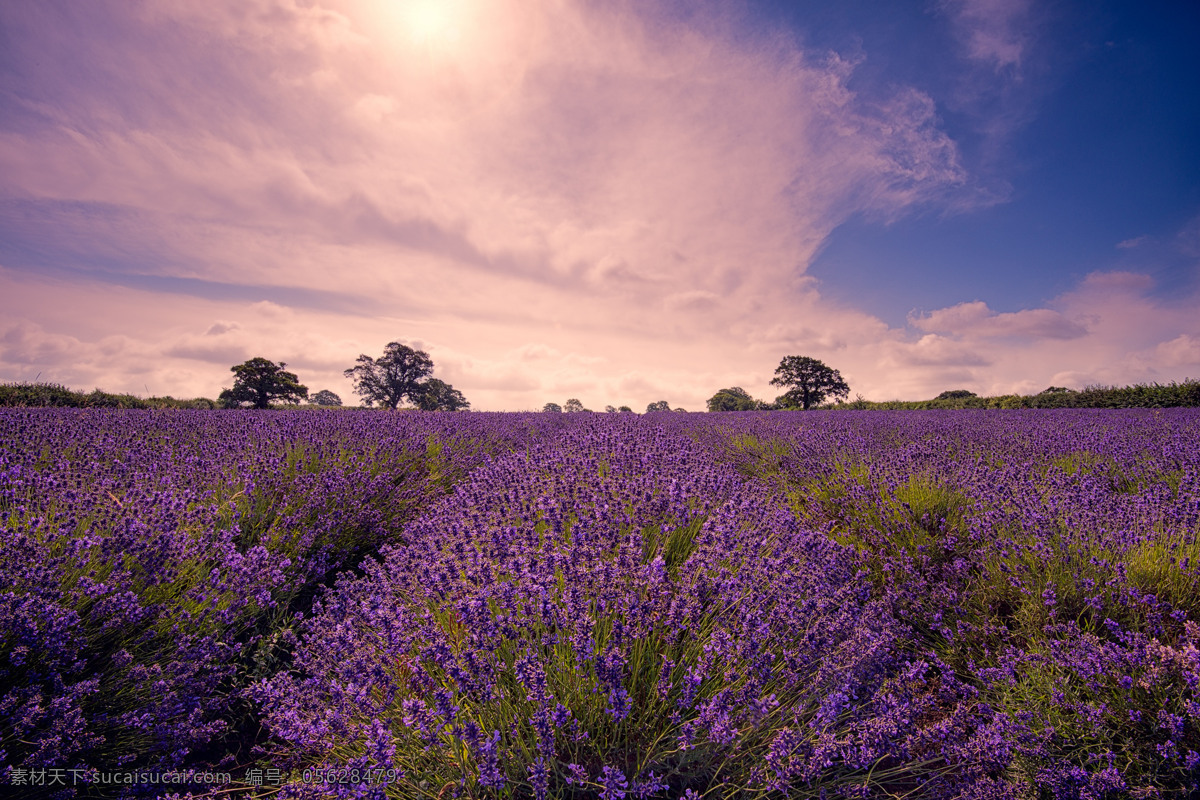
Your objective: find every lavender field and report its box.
[2,409,1199,799]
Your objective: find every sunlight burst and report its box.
[387,0,463,44]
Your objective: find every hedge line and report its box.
[0,382,217,409]
[830,379,1200,410]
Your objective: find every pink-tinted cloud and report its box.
[909,301,1088,340]
[1,1,1196,410]
[876,269,1200,397]
[1156,335,1200,369]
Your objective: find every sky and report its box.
[1,0,1198,410]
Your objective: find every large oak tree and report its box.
[770,356,849,410]
[344,342,434,409]
[345,342,470,410]
[219,357,308,409]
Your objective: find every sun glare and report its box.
[385,0,463,44]
[407,1,451,39]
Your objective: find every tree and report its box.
[604,405,617,413]
[414,378,470,411]
[543,402,562,413]
[935,389,977,400]
[344,342,434,409]
[707,387,761,412]
[770,356,849,410]
[310,389,342,406]
[645,400,671,413]
[618,405,633,413]
[219,357,308,409]
[563,398,584,413]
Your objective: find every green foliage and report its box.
[819,379,1200,410]
[564,398,585,413]
[770,356,850,410]
[0,381,85,406]
[543,402,562,413]
[0,382,147,408]
[645,400,671,413]
[1026,389,1078,409]
[1074,380,1200,408]
[934,389,977,400]
[795,466,972,588]
[220,357,308,409]
[344,341,434,409]
[148,396,219,409]
[843,393,871,410]
[309,389,343,407]
[706,387,764,412]
[0,382,220,409]
[414,378,470,411]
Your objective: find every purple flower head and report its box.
[566,763,588,786]
[476,729,505,789]
[599,765,628,800]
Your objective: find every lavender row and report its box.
[0,409,579,791]
[257,415,990,799]
[685,410,1200,796]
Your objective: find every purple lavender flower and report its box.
[599,765,628,800]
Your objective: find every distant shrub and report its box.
[0,383,225,409]
[82,388,149,408]
[0,382,150,408]
[0,381,83,407]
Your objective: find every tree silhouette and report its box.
[344,342,434,409]
[770,356,849,410]
[219,357,307,409]
[414,378,470,411]
[707,387,762,411]
[310,389,342,406]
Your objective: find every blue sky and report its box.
[782,0,1200,323]
[0,0,1197,409]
